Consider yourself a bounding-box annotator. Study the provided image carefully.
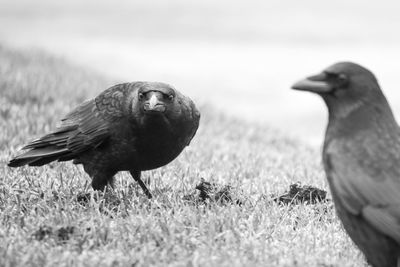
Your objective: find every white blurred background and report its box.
[1,0,400,146]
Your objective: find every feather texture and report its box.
[9,81,200,199]
[293,62,400,267]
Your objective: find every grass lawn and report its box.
[0,45,366,266]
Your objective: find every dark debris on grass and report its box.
[272,182,329,205]
[183,178,244,205]
[33,225,75,242]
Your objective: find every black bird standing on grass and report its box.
[9,82,200,199]
[292,62,400,267]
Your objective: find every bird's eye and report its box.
[168,94,174,100]
[337,74,348,85]
[138,93,145,100]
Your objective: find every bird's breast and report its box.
[136,130,184,170]
[134,118,189,170]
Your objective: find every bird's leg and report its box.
[107,177,115,190]
[129,170,152,199]
[92,176,108,191]
[91,171,116,192]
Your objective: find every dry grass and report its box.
[0,46,366,266]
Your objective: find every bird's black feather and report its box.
[9,81,200,199]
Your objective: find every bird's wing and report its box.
[61,85,131,154]
[61,99,110,154]
[325,139,400,243]
[8,84,133,167]
[14,98,112,165]
[178,95,200,146]
[93,84,129,120]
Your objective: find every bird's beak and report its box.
[291,72,333,94]
[144,92,166,112]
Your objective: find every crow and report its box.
[292,62,400,267]
[9,82,200,199]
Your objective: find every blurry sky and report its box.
[1,0,400,146]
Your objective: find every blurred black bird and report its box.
[292,62,400,267]
[9,82,200,198]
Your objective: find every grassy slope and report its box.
[0,46,365,267]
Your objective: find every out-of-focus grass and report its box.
[0,46,366,266]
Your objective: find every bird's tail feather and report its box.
[8,147,71,167]
[8,127,77,167]
[22,129,71,150]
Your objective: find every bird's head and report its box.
[291,62,386,119]
[132,82,182,119]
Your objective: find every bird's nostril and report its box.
[144,102,166,112]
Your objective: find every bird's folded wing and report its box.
[94,84,129,119]
[363,205,400,244]
[178,95,200,146]
[55,99,110,153]
[328,149,400,244]
[58,85,130,153]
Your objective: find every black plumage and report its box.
[9,82,200,198]
[292,62,400,267]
